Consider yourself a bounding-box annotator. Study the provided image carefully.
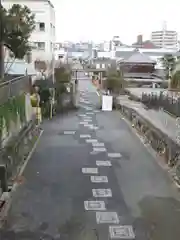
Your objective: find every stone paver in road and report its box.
[92,189,112,198]
[96,160,112,166]
[84,200,106,211]
[1,79,180,240]
[91,175,108,183]
[96,212,119,224]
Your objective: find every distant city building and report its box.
[132,35,158,49]
[112,36,123,47]
[151,22,178,49]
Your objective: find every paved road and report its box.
[1,78,180,240]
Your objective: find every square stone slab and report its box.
[79,122,88,125]
[96,212,119,224]
[63,131,76,135]
[83,119,92,122]
[93,126,99,130]
[109,225,135,239]
[89,125,96,129]
[80,134,91,138]
[92,189,112,197]
[86,112,94,115]
[96,160,112,166]
[92,142,105,147]
[93,147,107,152]
[108,153,122,158]
[86,139,98,143]
[82,168,98,174]
[91,176,108,183]
[84,201,106,211]
[84,124,92,127]
[83,117,92,120]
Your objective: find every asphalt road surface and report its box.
[1,76,180,240]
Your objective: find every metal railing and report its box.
[142,92,180,117]
[0,75,30,104]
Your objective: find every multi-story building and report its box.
[2,0,56,70]
[151,23,178,49]
[132,35,158,49]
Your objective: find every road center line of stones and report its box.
[79,108,135,239]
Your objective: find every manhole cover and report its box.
[108,153,122,158]
[80,134,91,138]
[86,139,98,143]
[93,147,107,152]
[96,212,119,224]
[82,168,98,174]
[92,142,105,147]
[109,225,135,239]
[91,176,108,183]
[84,201,106,210]
[96,161,112,166]
[63,131,76,135]
[92,189,112,197]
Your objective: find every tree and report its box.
[54,66,71,111]
[171,71,180,89]
[105,69,124,94]
[3,4,35,59]
[160,54,176,80]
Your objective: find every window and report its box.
[37,42,45,50]
[39,22,45,31]
[32,42,45,50]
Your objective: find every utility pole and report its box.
[0,0,4,79]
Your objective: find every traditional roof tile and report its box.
[123,52,156,63]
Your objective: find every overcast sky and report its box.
[51,0,179,43]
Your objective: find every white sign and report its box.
[102,95,113,111]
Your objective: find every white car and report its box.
[85,72,88,76]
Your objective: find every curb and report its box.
[0,129,44,227]
[11,129,44,192]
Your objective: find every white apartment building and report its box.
[151,24,178,49]
[2,0,56,65]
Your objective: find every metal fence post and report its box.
[0,164,8,192]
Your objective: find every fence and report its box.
[141,92,180,117]
[0,75,30,104]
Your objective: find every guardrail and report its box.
[0,76,30,104]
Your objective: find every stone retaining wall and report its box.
[116,102,180,185]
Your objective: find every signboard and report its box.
[102,95,113,111]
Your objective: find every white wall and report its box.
[2,0,56,64]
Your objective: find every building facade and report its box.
[2,0,56,65]
[151,30,178,49]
